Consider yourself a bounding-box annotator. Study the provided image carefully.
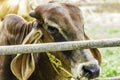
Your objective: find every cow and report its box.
[0,2,101,80]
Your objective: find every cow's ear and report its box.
[11,54,35,80]
[84,33,102,65]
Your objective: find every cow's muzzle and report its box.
[82,64,100,79]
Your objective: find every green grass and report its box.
[107,29,119,34]
[100,48,120,78]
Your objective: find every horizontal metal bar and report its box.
[0,38,120,55]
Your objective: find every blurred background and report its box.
[0,0,120,79]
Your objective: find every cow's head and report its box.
[29,2,101,80]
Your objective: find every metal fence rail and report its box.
[0,38,120,55]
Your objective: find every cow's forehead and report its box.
[37,3,84,29]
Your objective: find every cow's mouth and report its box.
[71,60,100,80]
[76,64,100,80]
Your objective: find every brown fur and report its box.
[0,2,101,80]
[0,14,71,80]
[0,14,33,80]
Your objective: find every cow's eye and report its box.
[47,25,58,34]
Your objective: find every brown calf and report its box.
[0,2,101,80]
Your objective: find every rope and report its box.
[39,40,73,78]
[23,27,74,79]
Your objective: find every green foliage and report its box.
[100,48,120,78]
[106,28,120,34]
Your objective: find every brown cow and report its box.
[0,2,101,80]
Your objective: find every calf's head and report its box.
[30,2,101,79]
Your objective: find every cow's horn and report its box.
[29,10,36,18]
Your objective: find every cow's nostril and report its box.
[82,65,100,79]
